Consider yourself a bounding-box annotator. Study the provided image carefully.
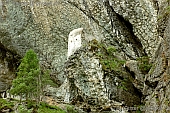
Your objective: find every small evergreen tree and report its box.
[10,49,56,103]
[10,49,40,101]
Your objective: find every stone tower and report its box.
[67,28,83,59]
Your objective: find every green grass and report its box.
[89,40,125,73]
[17,101,67,113]
[0,98,14,110]
[37,102,66,113]
[98,45,125,72]
[0,98,77,113]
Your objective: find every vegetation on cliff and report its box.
[0,98,78,113]
[89,39,125,72]
[137,56,152,74]
[10,49,56,103]
[10,49,40,102]
[2,49,78,113]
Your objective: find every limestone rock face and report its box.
[58,44,141,112]
[1,0,170,112]
[143,6,170,112]
[125,60,145,92]
[109,0,159,56]
[0,43,19,96]
[0,0,158,83]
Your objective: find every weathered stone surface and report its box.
[0,0,158,83]
[143,13,170,113]
[53,43,141,112]
[1,0,170,112]
[0,43,19,96]
[109,0,159,56]
[126,60,145,92]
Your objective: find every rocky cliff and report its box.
[0,0,170,112]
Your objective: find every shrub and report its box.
[90,41,125,72]
[137,56,152,74]
[0,98,14,112]
[38,102,66,113]
[66,105,78,113]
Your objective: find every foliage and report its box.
[106,46,117,54]
[10,49,55,103]
[166,6,170,11]
[0,98,68,113]
[148,63,156,75]
[18,105,32,113]
[0,98,14,111]
[26,100,37,109]
[41,70,57,89]
[0,99,68,113]
[38,102,66,113]
[16,101,67,113]
[118,79,128,91]
[10,49,40,100]
[118,78,128,91]
[137,56,152,74]
[66,105,78,113]
[90,40,125,72]
[158,5,170,21]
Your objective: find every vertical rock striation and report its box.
[0,0,169,112]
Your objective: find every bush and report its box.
[66,105,78,113]
[38,102,66,113]
[0,98,14,111]
[18,105,32,113]
[137,56,152,74]
[91,41,125,72]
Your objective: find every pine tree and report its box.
[10,49,40,101]
[10,49,56,103]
